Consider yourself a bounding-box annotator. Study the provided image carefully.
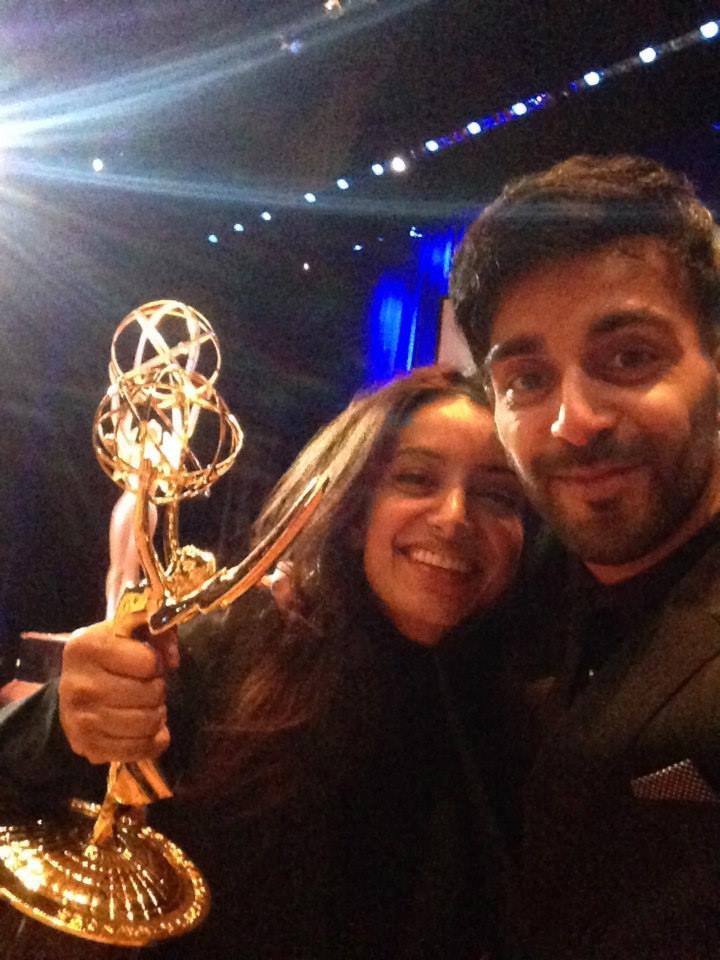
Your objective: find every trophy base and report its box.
[0,798,209,948]
[0,908,141,960]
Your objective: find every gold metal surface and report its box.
[0,799,208,946]
[0,300,328,948]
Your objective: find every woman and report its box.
[0,367,524,959]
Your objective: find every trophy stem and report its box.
[90,766,122,846]
[164,500,181,569]
[132,467,166,602]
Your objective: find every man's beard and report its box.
[519,381,720,566]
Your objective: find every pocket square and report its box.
[630,759,719,803]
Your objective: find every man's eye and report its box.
[607,347,658,371]
[499,369,551,404]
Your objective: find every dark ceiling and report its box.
[5,0,719,199]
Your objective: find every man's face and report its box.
[486,238,720,567]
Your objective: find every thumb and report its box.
[152,627,180,671]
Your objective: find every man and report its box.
[451,154,720,958]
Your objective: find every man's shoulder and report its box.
[671,525,720,613]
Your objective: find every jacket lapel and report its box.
[526,544,720,820]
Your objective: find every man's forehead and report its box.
[485,237,693,356]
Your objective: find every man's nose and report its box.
[550,368,617,447]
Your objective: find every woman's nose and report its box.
[429,486,470,534]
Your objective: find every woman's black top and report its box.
[0,591,506,959]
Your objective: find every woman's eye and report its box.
[393,471,435,490]
[472,489,522,512]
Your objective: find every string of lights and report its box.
[322,17,720,197]
[194,15,720,255]
[66,13,717,262]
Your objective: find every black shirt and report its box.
[566,513,720,699]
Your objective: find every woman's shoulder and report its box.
[178,589,284,670]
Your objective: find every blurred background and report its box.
[1,0,719,676]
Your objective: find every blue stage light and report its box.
[304,192,317,203]
[466,121,481,135]
[424,139,439,152]
[336,177,350,190]
[583,71,602,86]
[511,102,527,116]
[353,243,364,251]
[371,162,385,176]
[261,211,272,221]
[208,233,219,244]
[92,157,104,172]
[233,222,244,232]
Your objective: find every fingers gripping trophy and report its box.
[0,301,326,955]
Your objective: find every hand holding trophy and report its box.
[0,301,326,954]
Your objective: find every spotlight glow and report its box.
[371,162,385,176]
[639,46,657,63]
[700,20,719,39]
[260,211,272,221]
[304,192,317,203]
[233,222,244,232]
[92,157,104,172]
[336,177,350,190]
[390,156,407,173]
[303,261,310,271]
[208,233,219,244]
[466,121,481,135]
[511,102,527,116]
[424,139,439,152]
[583,71,602,86]
[353,243,364,252]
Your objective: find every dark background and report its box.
[1,0,719,667]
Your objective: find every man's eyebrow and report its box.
[589,310,676,337]
[484,311,676,369]
[484,334,545,368]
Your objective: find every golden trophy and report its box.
[0,301,326,955]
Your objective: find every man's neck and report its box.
[586,475,720,586]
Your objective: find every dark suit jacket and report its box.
[508,537,720,959]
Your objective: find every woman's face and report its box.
[363,395,524,645]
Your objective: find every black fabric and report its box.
[566,512,720,698]
[506,517,720,960]
[0,591,505,960]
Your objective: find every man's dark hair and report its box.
[450,154,720,360]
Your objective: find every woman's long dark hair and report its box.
[187,366,490,814]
